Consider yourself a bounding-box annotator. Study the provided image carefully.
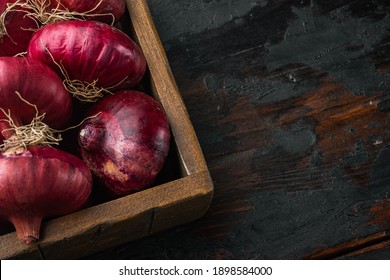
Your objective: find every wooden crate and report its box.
[0,0,213,259]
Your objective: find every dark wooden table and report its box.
[89,0,390,259]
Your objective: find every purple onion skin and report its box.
[0,146,92,244]
[0,1,37,56]
[78,90,171,196]
[27,20,147,91]
[49,0,125,24]
[0,57,73,129]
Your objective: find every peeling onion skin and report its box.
[27,20,147,92]
[50,0,125,24]
[78,90,171,196]
[0,0,37,56]
[0,146,92,244]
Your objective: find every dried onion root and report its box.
[27,20,146,103]
[0,1,40,56]
[0,91,105,154]
[1,1,21,40]
[18,0,115,26]
[0,8,7,40]
[0,92,62,153]
[45,49,120,102]
[0,0,37,43]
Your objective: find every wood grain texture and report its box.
[87,0,390,259]
[126,0,210,176]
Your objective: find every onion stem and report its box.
[10,215,42,245]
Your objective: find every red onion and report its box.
[0,0,38,56]
[0,145,92,244]
[0,57,72,134]
[0,56,90,245]
[49,0,125,24]
[27,20,147,102]
[78,90,171,196]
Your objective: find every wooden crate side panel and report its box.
[150,171,214,234]
[0,172,212,259]
[38,212,153,260]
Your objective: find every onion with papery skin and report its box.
[78,90,171,196]
[12,0,124,26]
[0,57,72,144]
[0,145,92,244]
[0,0,38,56]
[49,0,125,24]
[27,20,147,102]
[0,55,90,245]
